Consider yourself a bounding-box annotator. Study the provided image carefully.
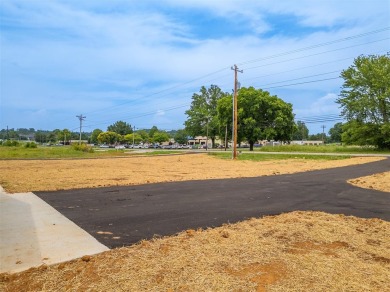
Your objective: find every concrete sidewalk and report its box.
[0,186,109,274]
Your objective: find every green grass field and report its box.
[0,145,184,159]
[242,144,390,154]
[209,152,351,161]
[1,143,388,160]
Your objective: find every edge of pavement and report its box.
[0,186,109,274]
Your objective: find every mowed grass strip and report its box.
[209,152,351,161]
[0,146,184,160]
[1,211,389,291]
[249,144,390,154]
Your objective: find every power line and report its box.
[57,30,388,131]
[254,70,341,87]
[76,29,390,119]
[238,27,389,66]
[241,38,389,71]
[261,77,341,90]
[241,49,388,82]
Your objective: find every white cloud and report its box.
[294,93,341,121]
[1,0,388,130]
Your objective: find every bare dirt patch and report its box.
[1,155,389,290]
[348,171,390,192]
[1,211,389,291]
[0,154,384,193]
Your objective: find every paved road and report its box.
[36,158,389,248]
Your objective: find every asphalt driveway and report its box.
[36,158,389,248]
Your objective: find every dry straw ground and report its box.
[0,154,386,193]
[0,154,389,291]
[1,211,389,291]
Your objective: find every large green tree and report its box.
[216,94,233,147]
[90,129,103,144]
[137,130,150,142]
[218,87,295,151]
[185,85,228,148]
[328,122,343,143]
[148,126,159,138]
[97,131,121,144]
[56,129,71,144]
[124,133,143,144]
[107,121,133,135]
[152,131,170,144]
[292,121,309,140]
[337,53,390,149]
[174,129,188,145]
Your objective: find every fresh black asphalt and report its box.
[36,158,390,248]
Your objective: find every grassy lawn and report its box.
[209,152,351,161]
[0,146,186,159]
[246,144,390,154]
[1,144,388,160]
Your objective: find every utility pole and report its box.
[224,124,228,151]
[321,125,326,143]
[206,118,209,151]
[231,64,243,159]
[76,114,86,145]
[133,125,135,147]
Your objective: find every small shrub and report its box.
[2,140,20,147]
[72,143,94,153]
[25,142,38,148]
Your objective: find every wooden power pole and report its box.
[231,64,243,159]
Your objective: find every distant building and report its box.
[69,139,88,144]
[291,140,324,145]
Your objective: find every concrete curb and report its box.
[0,188,109,274]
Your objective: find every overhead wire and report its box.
[82,28,389,117]
[237,27,389,66]
[68,28,388,130]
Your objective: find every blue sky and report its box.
[1,0,389,135]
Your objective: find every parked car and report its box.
[115,145,125,149]
[99,144,109,148]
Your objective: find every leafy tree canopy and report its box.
[97,131,121,144]
[292,121,309,140]
[337,53,390,149]
[124,133,143,144]
[148,126,159,138]
[218,87,295,150]
[107,121,133,135]
[136,130,149,142]
[90,129,103,144]
[185,85,228,147]
[174,129,188,144]
[56,129,71,143]
[152,131,170,144]
[328,122,343,143]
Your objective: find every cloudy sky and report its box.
[1,0,389,135]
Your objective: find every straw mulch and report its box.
[1,211,389,292]
[349,171,390,193]
[0,155,384,193]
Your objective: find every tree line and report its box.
[2,53,388,149]
[183,53,389,150]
